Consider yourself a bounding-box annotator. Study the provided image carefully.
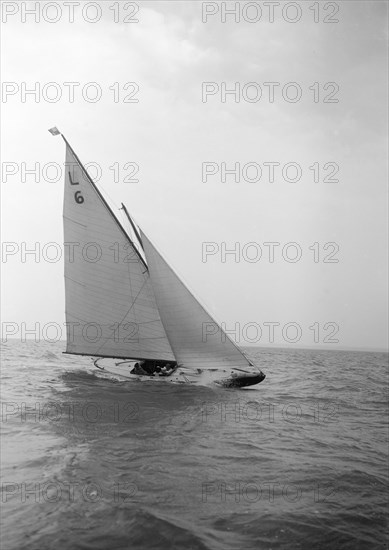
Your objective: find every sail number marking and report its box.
[69,171,84,204]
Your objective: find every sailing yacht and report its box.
[51,127,266,388]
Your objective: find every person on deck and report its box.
[139,361,156,375]
[130,362,148,376]
[160,364,174,376]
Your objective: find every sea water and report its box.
[1,340,388,549]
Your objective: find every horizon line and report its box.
[1,338,388,355]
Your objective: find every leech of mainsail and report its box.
[61,137,176,362]
[140,230,253,370]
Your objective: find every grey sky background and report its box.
[1,1,388,350]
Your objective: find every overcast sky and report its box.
[1,1,388,350]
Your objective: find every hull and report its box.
[93,359,266,388]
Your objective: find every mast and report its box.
[121,203,145,251]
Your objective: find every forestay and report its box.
[63,142,175,361]
[140,230,252,369]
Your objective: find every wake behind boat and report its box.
[51,127,266,389]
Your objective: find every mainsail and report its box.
[140,230,252,369]
[62,138,175,361]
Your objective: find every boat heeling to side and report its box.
[93,358,266,388]
[55,131,266,387]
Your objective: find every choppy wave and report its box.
[1,341,388,549]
